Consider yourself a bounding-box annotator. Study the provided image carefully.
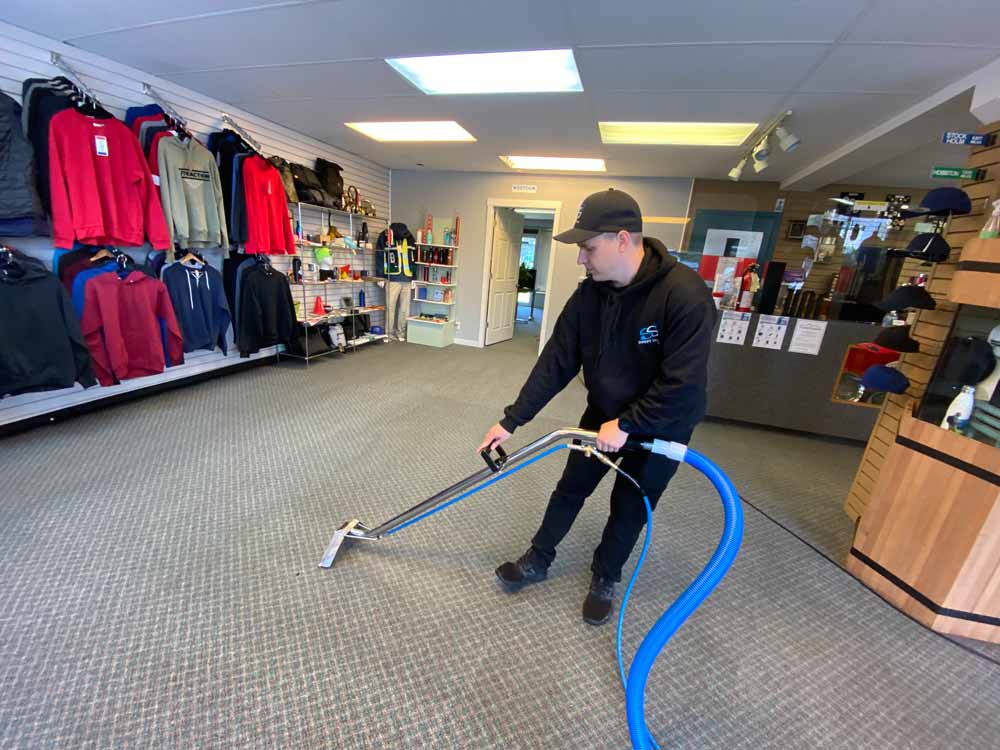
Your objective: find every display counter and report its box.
[706,313,885,441]
[846,409,1000,643]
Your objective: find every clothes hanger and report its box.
[90,247,115,262]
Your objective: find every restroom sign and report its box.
[512,184,538,193]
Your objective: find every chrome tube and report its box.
[357,429,601,539]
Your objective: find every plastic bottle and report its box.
[940,385,975,431]
[358,289,366,309]
[981,199,1000,239]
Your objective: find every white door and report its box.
[485,208,524,345]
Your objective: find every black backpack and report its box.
[290,163,338,208]
[316,158,344,208]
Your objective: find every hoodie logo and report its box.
[638,324,659,345]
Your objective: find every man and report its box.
[478,188,716,625]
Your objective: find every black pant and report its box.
[530,408,686,582]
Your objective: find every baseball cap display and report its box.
[874,325,920,353]
[876,284,936,311]
[900,187,972,219]
[554,188,643,244]
[903,233,951,263]
[862,365,910,394]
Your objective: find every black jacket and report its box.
[236,264,296,356]
[1,253,96,396]
[0,92,43,221]
[500,238,716,441]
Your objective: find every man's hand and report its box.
[596,419,628,453]
[478,423,512,453]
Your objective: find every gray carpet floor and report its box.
[1,334,998,749]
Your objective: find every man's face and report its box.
[577,232,623,281]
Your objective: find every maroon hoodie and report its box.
[80,270,184,386]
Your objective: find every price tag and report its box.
[94,135,109,157]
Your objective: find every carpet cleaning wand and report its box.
[319,429,743,750]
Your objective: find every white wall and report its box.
[391,171,692,346]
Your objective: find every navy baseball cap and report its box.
[876,284,936,311]
[904,233,951,263]
[862,365,910,394]
[554,188,643,244]
[900,187,972,218]
[874,325,920,353]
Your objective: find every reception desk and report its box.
[846,409,1000,643]
[706,314,884,441]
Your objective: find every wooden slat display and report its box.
[843,120,1000,521]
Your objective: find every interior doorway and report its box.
[480,199,561,352]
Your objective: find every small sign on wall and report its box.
[512,184,538,193]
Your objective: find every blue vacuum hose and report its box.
[618,446,744,750]
[380,439,743,750]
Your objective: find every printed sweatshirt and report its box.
[158,137,229,249]
[500,238,717,441]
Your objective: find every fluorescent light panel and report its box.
[599,121,759,146]
[386,49,583,95]
[345,121,475,142]
[500,155,606,172]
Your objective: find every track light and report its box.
[752,135,770,162]
[728,158,747,182]
[752,157,769,174]
[775,125,800,152]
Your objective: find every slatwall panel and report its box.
[0,22,391,429]
[843,122,1000,522]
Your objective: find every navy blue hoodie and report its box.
[500,238,716,441]
[162,263,231,355]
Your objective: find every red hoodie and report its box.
[242,155,296,254]
[80,271,184,386]
[48,109,171,250]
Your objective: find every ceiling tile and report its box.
[0,1,286,42]
[70,0,572,74]
[847,0,1000,46]
[798,44,1000,93]
[575,45,830,92]
[165,61,418,103]
[589,91,786,124]
[567,0,870,45]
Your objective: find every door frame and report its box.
[478,198,563,351]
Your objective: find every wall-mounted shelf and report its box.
[416,243,458,249]
[412,281,457,287]
[414,262,458,268]
[292,201,388,223]
[412,299,455,305]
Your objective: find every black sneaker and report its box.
[495,548,549,591]
[582,574,615,625]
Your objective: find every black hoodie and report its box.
[1,255,96,396]
[500,238,716,441]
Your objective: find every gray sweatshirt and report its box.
[157,137,229,249]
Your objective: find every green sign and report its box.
[931,166,983,180]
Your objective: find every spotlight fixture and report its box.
[752,135,770,163]
[728,158,747,182]
[724,110,800,182]
[775,125,800,152]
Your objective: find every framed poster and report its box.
[787,220,806,240]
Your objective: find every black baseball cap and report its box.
[904,233,951,263]
[554,188,643,244]
[876,284,936,311]
[900,187,972,218]
[874,325,920,353]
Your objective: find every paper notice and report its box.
[716,310,751,346]
[752,315,790,350]
[788,319,828,355]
